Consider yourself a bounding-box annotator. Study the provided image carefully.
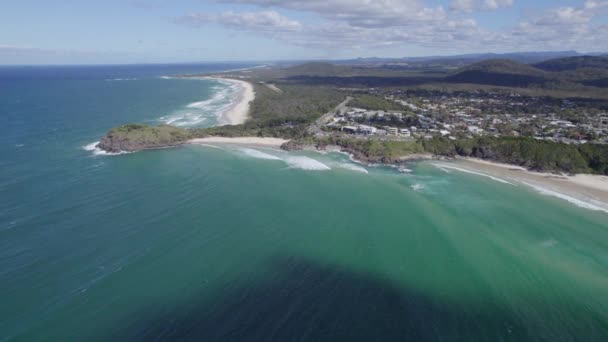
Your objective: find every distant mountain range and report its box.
[335,51,607,66]
[276,55,608,91]
[445,56,608,88]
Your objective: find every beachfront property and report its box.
[385,126,399,136]
[358,125,377,135]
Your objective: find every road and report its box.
[308,96,353,135]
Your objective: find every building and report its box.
[384,126,399,136]
[342,126,358,134]
[357,125,377,135]
[399,128,411,137]
[467,126,484,134]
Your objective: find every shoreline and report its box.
[189,137,289,147]
[90,129,608,213]
[439,157,608,213]
[193,76,255,125]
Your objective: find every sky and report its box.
[0,0,607,64]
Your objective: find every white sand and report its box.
[201,77,255,125]
[452,157,608,212]
[569,174,608,192]
[189,137,289,147]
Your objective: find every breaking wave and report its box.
[284,156,331,171]
[411,184,425,192]
[82,142,131,156]
[337,163,368,174]
[239,148,282,160]
[238,148,331,171]
[521,181,608,214]
[194,144,226,151]
[159,80,238,127]
[432,164,514,185]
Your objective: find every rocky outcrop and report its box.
[97,124,193,153]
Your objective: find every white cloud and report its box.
[220,0,447,28]
[584,0,608,10]
[168,0,608,55]
[174,10,302,32]
[507,1,608,51]
[483,0,513,10]
[450,0,513,12]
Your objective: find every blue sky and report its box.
[1,0,606,64]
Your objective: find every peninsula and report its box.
[97,57,608,177]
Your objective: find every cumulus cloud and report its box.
[167,0,608,54]
[219,0,447,28]
[450,0,513,12]
[508,1,608,51]
[174,10,302,32]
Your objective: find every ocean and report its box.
[1,64,607,341]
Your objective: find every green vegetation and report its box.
[254,57,608,96]
[423,137,608,175]
[534,56,608,72]
[349,94,406,111]
[286,135,608,175]
[98,124,193,152]
[109,124,192,141]
[444,57,608,90]
[194,83,347,139]
[456,59,548,77]
[286,136,425,163]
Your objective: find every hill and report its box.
[97,124,192,152]
[336,51,585,66]
[282,62,354,76]
[534,56,608,72]
[445,59,551,87]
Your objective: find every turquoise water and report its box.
[1,65,607,341]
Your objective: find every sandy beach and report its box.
[201,77,255,125]
[437,157,608,213]
[189,137,289,147]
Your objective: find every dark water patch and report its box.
[109,256,607,342]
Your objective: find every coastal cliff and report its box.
[97,124,193,152]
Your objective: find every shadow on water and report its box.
[110,256,607,342]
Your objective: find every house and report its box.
[467,126,484,134]
[342,126,358,134]
[384,126,399,136]
[357,125,377,135]
[399,128,411,137]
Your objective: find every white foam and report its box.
[284,156,331,171]
[160,112,208,127]
[338,163,368,174]
[240,148,282,160]
[82,141,131,156]
[521,181,608,214]
[238,149,330,171]
[159,80,237,127]
[433,165,451,174]
[411,184,425,192]
[194,144,226,151]
[432,164,514,185]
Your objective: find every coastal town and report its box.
[321,90,608,145]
